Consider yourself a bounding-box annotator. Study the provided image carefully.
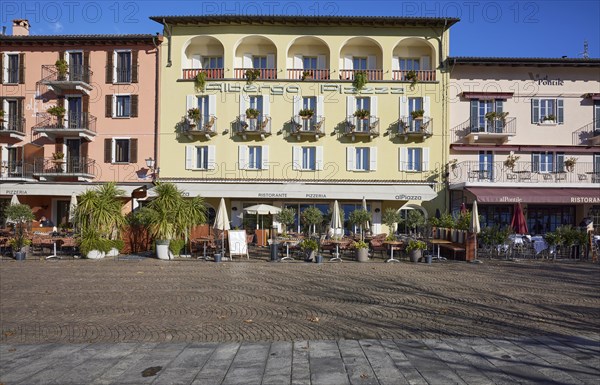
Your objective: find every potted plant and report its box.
[299,238,319,261]
[143,182,207,260]
[245,69,261,85]
[382,208,402,237]
[46,105,66,119]
[55,59,68,80]
[352,71,368,91]
[348,209,371,241]
[299,108,314,120]
[405,70,418,87]
[52,151,65,163]
[77,229,112,259]
[245,108,260,119]
[0,109,5,122]
[5,203,34,260]
[187,108,200,127]
[275,207,296,236]
[353,240,369,262]
[503,153,520,170]
[353,109,370,120]
[405,210,426,236]
[168,239,186,257]
[301,207,324,236]
[564,157,577,172]
[194,71,207,92]
[406,239,427,262]
[411,109,425,120]
[542,114,556,123]
[301,70,313,81]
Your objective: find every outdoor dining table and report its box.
[194,237,213,260]
[429,239,451,261]
[383,241,403,263]
[329,239,345,262]
[279,238,299,261]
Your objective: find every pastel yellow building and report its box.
[151,15,457,234]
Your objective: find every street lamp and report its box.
[145,157,159,179]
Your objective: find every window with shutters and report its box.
[6,54,20,84]
[355,147,369,171]
[470,99,505,132]
[115,51,132,83]
[113,139,131,163]
[115,95,131,118]
[2,99,20,131]
[248,146,262,170]
[531,98,564,124]
[195,146,209,170]
[301,147,316,170]
[532,152,564,173]
[407,148,423,171]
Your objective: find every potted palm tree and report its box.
[55,59,68,80]
[5,203,35,260]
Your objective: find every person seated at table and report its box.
[39,216,54,227]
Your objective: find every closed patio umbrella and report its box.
[214,198,230,258]
[68,193,78,223]
[10,194,20,206]
[470,200,481,261]
[362,196,370,234]
[330,200,343,238]
[510,203,528,235]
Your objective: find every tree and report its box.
[275,207,296,236]
[5,204,34,251]
[301,207,324,236]
[348,209,372,241]
[382,208,403,238]
[405,210,426,235]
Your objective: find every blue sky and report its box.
[2,0,599,58]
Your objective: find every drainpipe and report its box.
[162,19,172,67]
[152,33,162,182]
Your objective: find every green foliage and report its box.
[245,69,261,84]
[353,109,370,119]
[405,70,418,87]
[299,108,314,118]
[299,238,319,251]
[555,225,587,246]
[187,108,200,123]
[5,204,34,251]
[301,207,324,227]
[543,231,563,246]
[276,207,296,235]
[194,71,207,92]
[74,182,126,240]
[352,71,368,91]
[438,213,455,229]
[46,105,66,117]
[348,209,371,228]
[77,229,112,255]
[479,226,510,246]
[353,240,369,249]
[145,182,207,241]
[169,239,186,255]
[55,59,68,77]
[428,216,440,227]
[455,212,471,231]
[52,151,64,160]
[406,239,427,252]
[301,70,313,80]
[245,108,260,119]
[410,109,424,119]
[382,208,402,233]
[405,210,426,233]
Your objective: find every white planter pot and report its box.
[86,250,105,259]
[356,248,369,262]
[156,240,171,260]
[106,247,119,257]
[457,231,465,244]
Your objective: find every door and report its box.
[198,96,210,128]
[301,97,316,131]
[67,97,82,128]
[66,139,80,173]
[248,96,263,131]
[68,52,83,81]
[355,97,370,132]
[56,200,70,227]
[478,151,494,181]
[478,100,493,132]
[408,97,423,132]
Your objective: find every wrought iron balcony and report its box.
[182,68,224,80]
[451,117,517,144]
[572,120,600,146]
[0,116,26,139]
[40,64,93,94]
[32,156,96,181]
[0,161,33,180]
[237,114,272,139]
[396,116,433,140]
[33,112,97,141]
[344,115,380,140]
[291,115,326,140]
[182,114,218,139]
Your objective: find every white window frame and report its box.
[185,145,215,170]
[113,49,132,84]
[301,147,316,171]
[532,98,564,124]
[407,148,422,172]
[112,137,131,164]
[248,146,262,170]
[195,146,209,170]
[113,94,131,118]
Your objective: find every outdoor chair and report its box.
[59,237,78,257]
[369,239,388,259]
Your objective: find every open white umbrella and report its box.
[243,204,281,229]
[330,200,343,238]
[362,196,370,234]
[214,198,230,258]
[68,193,78,223]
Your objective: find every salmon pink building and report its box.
[0,20,161,225]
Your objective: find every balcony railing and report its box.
[291,115,326,138]
[41,64,92,91]
[237,114,272,138]
[392,70,436,82]
[345,116,380,138]
[234,68,277,80]
[0,116,26,136]
[398,116,433,138]
[33,157,96,178]
[572,120,600,145]
[451,117,517,143]
[448,160,600,185]
[287,69,331,81]
[33,112,97,135]
[0,161,33,180]
[182,68,225,80]
[183,115,218,137]
[339,69,383,81]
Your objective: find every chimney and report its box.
[12,19,30,36]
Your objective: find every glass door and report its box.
[301,97,316,131]
[355,97,370,132]
[408,97,423,132]
[68,51,83,81]
[56,200,70,227]
[478,151,494,181]
[66,139,80,173]
[67,97,82,129]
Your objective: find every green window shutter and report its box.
[531,99,539,123]
[18,53,25,84]
[130,95,138,117]
[470,99,478,130]
[104,139,112,163]
[557,99,564,124]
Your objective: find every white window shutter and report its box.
[317,95,324,118]
[261,145,269,170]
[294,54,303,69]
[207,145,216,170]
[344,55,353,70]
[317,55,326,70]
[185,145,194,170]
[293,96,302,124]
[346,96,356,118]
[262,94,270,116]
[186,95,197,113]
[369,147,377,171]
[110,95,115,118]
[367,55,376,70]
[347,147,355,171]
[316,146,324,170]
[399,147,408,171]
[370,96,378,117]
[392,56,400,71]
[112,51,117,84]
[238,145,248,170]
[292,146,301,170]
[208,94,216,116]
[192,54,202,69]
[266,54,275,69]
[423,96,431,119]
[243,53,252,68]
[239,95,248,117]
[2,54,8,83]
[420,56,431,70]
[422,147,430,171]
[399,96,408,119]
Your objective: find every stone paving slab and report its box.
[1,336,599,385]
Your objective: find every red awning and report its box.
[466,187,600,204]
[462,92,514,100]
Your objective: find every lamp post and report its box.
[145,157,159,180]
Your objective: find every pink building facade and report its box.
[448,57,600,233]
[1,20,161,225]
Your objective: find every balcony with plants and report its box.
[451,113,517,144]
[572,119,600,146]
[345,109,379,140]
[33,106,97,141]
[234,36,278,81]
[237,108,271,140]
[32,155,96,181]
[291,109,326,140]
[0,109,26,139]
[286,37,330,81]
[391,38,436,83]
[396,109,433,141]
[181,36,225,80]
[339,37,383,81]
[183,107,218,140]
[40,60,93,94]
